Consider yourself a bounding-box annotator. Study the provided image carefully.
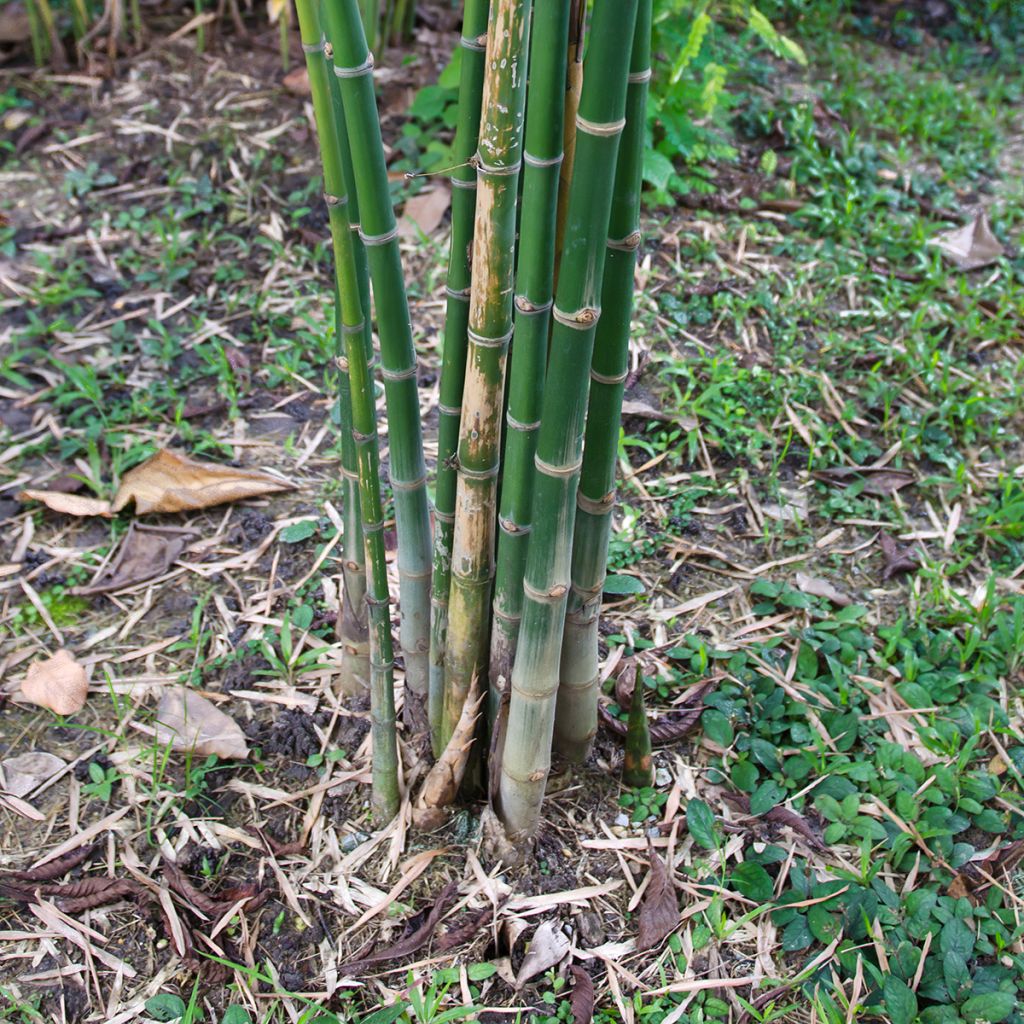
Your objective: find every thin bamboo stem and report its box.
[441,0,531,749]
[428,0,491,755]
[488,0,572,720]
[497,0,639,840]
[325,0,433,716]
[555,0,651,762]
[293,0,371,697]
[297,0,397,818]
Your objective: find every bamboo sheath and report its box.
[488,0,572,720]
[293,0,371,696]
[498,0,640,839]
[555,0,652,761]
[324,0,433,710]
[296,0,398,818]
[441,0,532,748]
[429,0,491,755]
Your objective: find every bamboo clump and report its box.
[305,0,652,837]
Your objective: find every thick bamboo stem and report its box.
[297,0,397,818]
[552,0,585,285]
[325,0,433,714]
[293,0,372,696]
[488,0,572,719]
[429,0,491,755]
[497,0,639,839]
[440,0,531,749]
[555,0,651,762]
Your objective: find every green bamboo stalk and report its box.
[488,0,572,721]
[297,0,397,818]
[555,0,651,762]
[553,0,586,286]
[324,0,433,717]
[440,0,531,749]
[358,0,378,53]
[293,0,372,697]
[428,0,491,755]
[497,0,639,839]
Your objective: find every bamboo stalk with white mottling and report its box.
[429,0,491,755]
[440,0,531,749]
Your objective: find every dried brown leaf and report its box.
[340,880,458,973]
[878,533,919,581]
[515,920,571,988]
[636,848,679,951]
[17,490,112,517]
[74,523,196,595]
[725,792,826,851]
[399,186,451,238]
[613,658,637,709]
[162,858,225,917]
[154,688,250,760]
[111,449,292,515]
[6,843,98,882]
[813,466,914,497]
[794,572,852,607]
[435,903,498,952]
[1,751,66,798]
[20,650,88,715]
[569,966,595,1024]
[930,211,1004,270]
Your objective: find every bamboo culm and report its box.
[555,0,652,761]
[296,0,398,818]
[441,0,531,749]
[428,0,491,755]
[324,0,433,717]
[488,0,572,721]
[497,0,640,839]
[293,0,371,696]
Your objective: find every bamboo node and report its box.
[590,367,628,385]
[523,579,571,605]
[333,54,374,79]
[608,230,642,252]
[628,67,653,84]
[505,412,541,433]
[577,490,615,515]
[445,285,471,301]
[514,295,553,315]
[467,326,513,349]
[324,191,347,207]
[391,473,428,492]
[523,150,564,169]
[575,114,626,138]
[498,516,530,535]
[301,35,325,54]
[460,33,487,52]
[380,365,417,382]
[358,225,399,247]
[552,305,600,329]
[534,452,583,478]
[476,157,523,177]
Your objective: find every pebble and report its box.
[614,812,631,828]
[646,826,661,839]
[341,831,371,852]
[655,767,672,787]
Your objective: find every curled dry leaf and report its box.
[0,751,66,798]
[569,966,595,1024]
[20,650,89,715]
[74,523,197,595]
[515,920,571,988]
[613,657,637,708]
[155,688,250,760]
[878,533,919,581]
[600,679,718,746]
[794,571,852,607]
[636,847,679,951]
[930,211,1004,271]
[112,449,293,514]
[17,490,113,517]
